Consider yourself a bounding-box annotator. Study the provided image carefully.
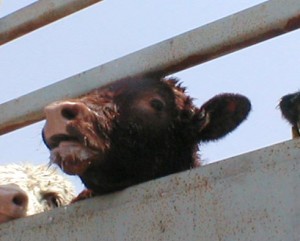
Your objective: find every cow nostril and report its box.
[61,107,78,120]
[12,193,28,208]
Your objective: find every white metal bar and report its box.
[0,0,103,45]
[1,0,300,134]
[1,139,300,240]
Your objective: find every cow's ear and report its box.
[194,93,251,142]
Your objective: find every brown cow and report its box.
[279,91,300,138]
[42,77,251,200]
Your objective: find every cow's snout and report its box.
[43,101,91,146]
[0,184,28,223]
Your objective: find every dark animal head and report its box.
[42,77,251,195]
[279,91,300,138]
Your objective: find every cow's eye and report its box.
[150,99,165,111]
[198,109,206,120]
[43,193,61,208]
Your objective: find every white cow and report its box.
[0,164,75,224]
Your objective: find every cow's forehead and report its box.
[80,77,193,107]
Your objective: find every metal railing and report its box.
[0,139,299,241]
[0,0,103,45]
[0,0,300,135]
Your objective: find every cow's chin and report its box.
[50,141,99,176]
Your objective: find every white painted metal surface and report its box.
[0,139,299,240]
[0,0,103,45]
[1,0,300,134]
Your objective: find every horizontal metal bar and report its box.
[1,139,300,240]
[0,0,103,45]
[1,0,300,135]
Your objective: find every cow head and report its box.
[42,77,251,195]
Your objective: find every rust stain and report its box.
[285,14,300,31]
[160,15,300,77]
[161,29,286,77]
[0,0,103,46]
[0,115,43,136]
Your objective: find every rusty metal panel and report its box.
[0,0,103,45]
[0,139,299,240]
[1,0,300,135]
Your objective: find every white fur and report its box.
[0,164,75,216]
